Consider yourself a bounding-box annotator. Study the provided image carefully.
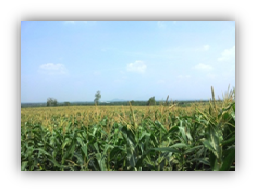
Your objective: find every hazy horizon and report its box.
[21,98,213,104]
[21,21,235,103]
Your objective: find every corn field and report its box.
[21,87,235,171]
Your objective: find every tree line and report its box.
[46,91,159,107]
[44,90,206,107]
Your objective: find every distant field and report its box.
[21,103,210,131]
[21,100,235,171]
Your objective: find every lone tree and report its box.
[147,96,156,106]
[47,98,58,106]
[94,91,101,105]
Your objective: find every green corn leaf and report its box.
[81,144,88,157]
[151,147,180,153]
[168,126,179,134]
[178,126,187,143]
[76,137,85,146]
[34,148,52,157]
[61,138,71,149]
[221,136,235,146]
[21,161,28,171]
[170,143,188,149]
[184,145,203,154]
[209,151,217,171]
[220,147,235,171]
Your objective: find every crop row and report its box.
[21,96,235,171]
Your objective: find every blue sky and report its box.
[21,21,235,103]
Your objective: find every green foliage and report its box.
[47,98,58,107]
[147,96,156,106]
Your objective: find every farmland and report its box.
[21,89,235,171]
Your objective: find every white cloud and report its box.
[64,21,88,24]
[194,63,213,71]
[126,60,147,73]
[204,45,210,51]
[64,21,76,24]
[38,63,67,75]
[218,46,235,61]
[157,21,166,28]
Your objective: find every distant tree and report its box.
[130,100,135,105]
[47,98,53,106]
[147,96,156,106]
[47,98,58,106]
[94,91,101,105]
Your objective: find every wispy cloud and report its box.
[204,45,210,51]
[194,63,213,71]
[218,46,235,61]
[63,21,88,24]
[64,21,76,24]
[38,63,68,75]
[126,60,147,73]
[157,21,166,28]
